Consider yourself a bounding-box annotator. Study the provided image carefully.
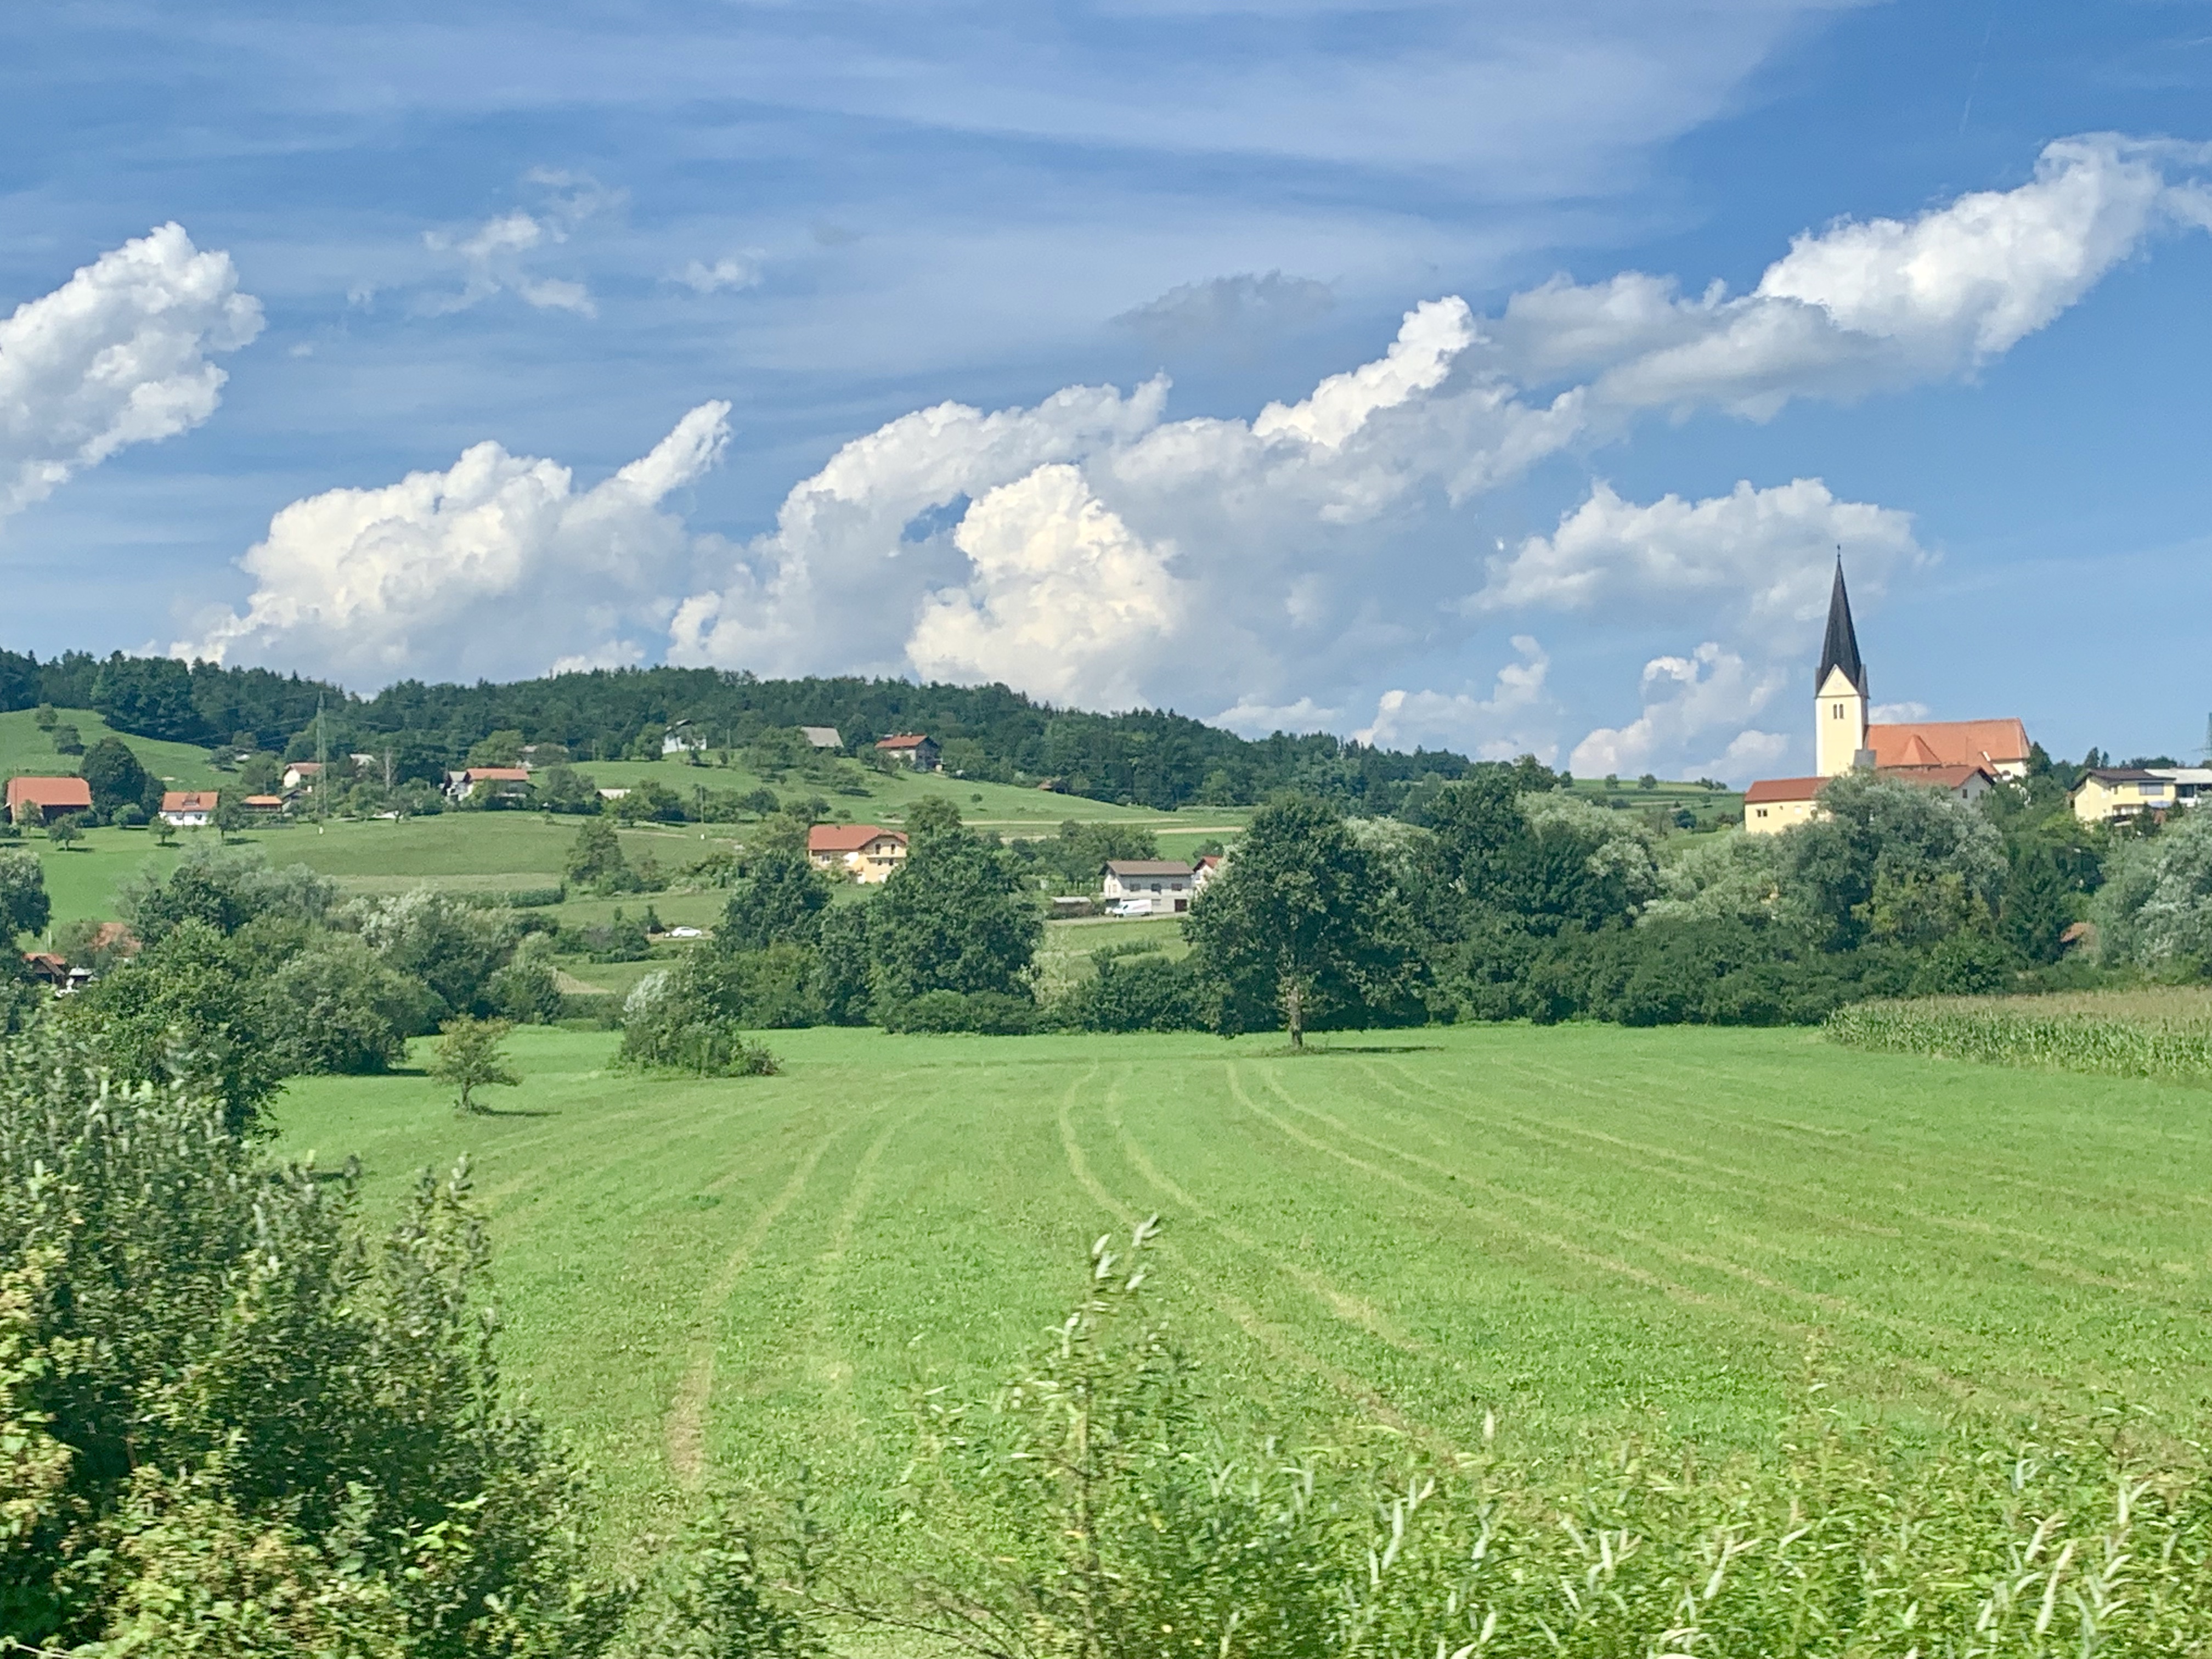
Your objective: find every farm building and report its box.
[444,766,532,803]
[874,733,940,771]
[1103,859,1194,915]
[160,790,218,827]
[5,776,93,825]
[1743,562,2024,836]
[808,823,910,883]
[800,726,842,749]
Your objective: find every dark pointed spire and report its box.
[1816,556,1866,696]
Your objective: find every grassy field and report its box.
[270,1022,2212,1565]
[0,706,223,791]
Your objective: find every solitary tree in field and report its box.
[45,815,82,852]
[1183,797,1423,1048]
[430,1015,521,1114]
[213,793,247,844]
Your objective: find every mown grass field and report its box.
[270,1022,2212,1564]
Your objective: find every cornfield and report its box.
[1826,987,2212,1080]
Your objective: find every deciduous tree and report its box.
[429,1014,521,1113]
[1183,796,1424,1047]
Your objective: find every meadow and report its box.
[271,1020,2212,1566]
[0,706,223,791]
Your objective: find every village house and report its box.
[281,761,321,792]
[662,720,707,755]
[2069,766,2212,824]
[1193,854,1223,891]
[1102,859,1194,915]
[1742,563,2017,837]
[874,733,940,771]
[444,766,532,804]
[5,776,93,825]
[160,790,218,828]
[242,793,287,816]
[21,953,93,995]
[808,823,910,883]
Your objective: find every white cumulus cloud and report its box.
[908,465,1188,707]
[1474,477,1925,627]
[1352,636,1556,758]
[184,402,730,681]
[1569,644,1787,781]
[1,224,262,521]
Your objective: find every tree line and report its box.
[0,647,1480,811]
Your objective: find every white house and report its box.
[281,761,321,791]
[160,789,218,828]
[662,721,707,755]
[1102,860,1194,915]
[1192,854,1223,892]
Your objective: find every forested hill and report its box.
[0,648,1486,811]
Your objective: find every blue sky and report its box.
[1,0,2206,777]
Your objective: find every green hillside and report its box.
[0,706,220,791]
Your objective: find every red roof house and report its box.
[5,776,93,823]
[806,823,910,883]
[872,733,941,771]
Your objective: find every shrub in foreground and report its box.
[0,1025,613,1656]
[825,1222,2212,1659]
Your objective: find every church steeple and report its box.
[1813,555,1870,777]
[1816,557,1866,697]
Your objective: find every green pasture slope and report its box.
[272,1022,2212,1560]
[0,706,221,789]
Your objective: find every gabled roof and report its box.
[1816,560,1866,697]
[459,768,531,782]
[874,733,934,749]
[1103,860,1194,877]
[808,823,907,854]
[161,791,217,812]
[1880,763,1994,791]
[286,760,322,772]
[242,794,285,808]
[5,776,93,810]
[799,726,842,748]
[2073,768,2165,787]
[1742,776,1825,805]
[1865,719,2029,771]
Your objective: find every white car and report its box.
[1105,899,1153,918]
[665,926,705,938]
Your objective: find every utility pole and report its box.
[315,695,328,822]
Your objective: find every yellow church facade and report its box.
[1742,562,2023,836]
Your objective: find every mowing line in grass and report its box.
[1254,1067,2090,1411]
[1374,1056,2189,1307]
[1568,1054,2212,1258]
[1054,1068,1461,1458]
[670,1114,862,1485]
[1110,1121,1432,1360]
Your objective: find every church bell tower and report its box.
[1814,558,1870,777]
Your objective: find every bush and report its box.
[0,1025,613,1655]
[488,950,567,1025]
[265,935,435,1073]
[618,963,782,1076]
[1063,952,1202,1032]
[881,989,1041,1034]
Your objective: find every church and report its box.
[1741,562,2029,835]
